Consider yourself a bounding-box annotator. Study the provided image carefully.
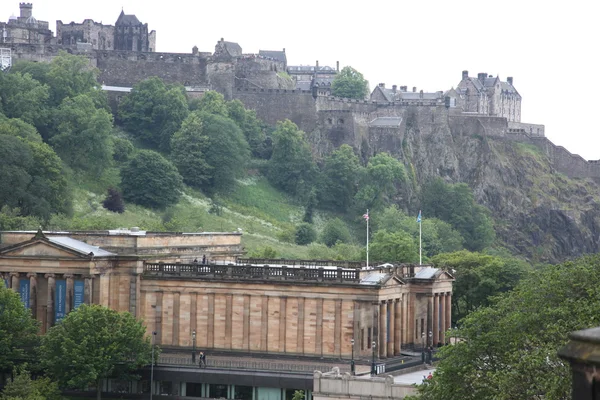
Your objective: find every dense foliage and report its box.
[41,305,153,400]
[331,66,369,99]
[0,283,39,372]
[0,370,63,400]
[409,254,600,400]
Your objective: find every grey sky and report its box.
[2,0,598,159]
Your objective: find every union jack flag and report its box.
[363,212,369,221]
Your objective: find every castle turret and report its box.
[19,3,33,19]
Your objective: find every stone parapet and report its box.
[558,326,600,399]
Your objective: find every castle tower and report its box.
[19,3,33,19]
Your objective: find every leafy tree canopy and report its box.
[193,90,228,117]
[227,99,269,158]
[45,51,102,106]
[369,230,419,263]
[331,66,369,100]
[422,178,495,251]
[0,369,63,400]
[409,254,600,400]
[320,218,352,247]
[121,149,183,209]
[353,152,406,212]
[430,250,530,325]
[318,144,362,210]
[118,77,189,152]
[0,72,49,128]
[295,222,317,245]
[0,283,40,372]
[267,120,316,196]
[41,304,153,400]
[0,116,43,143]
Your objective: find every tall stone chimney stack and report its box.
[507,77,514,85]
[412,87,417,93]
[19,3,33,19]
[462,70,469,80]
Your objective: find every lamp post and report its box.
[192,330,196,364]
[371,341,377,376]
[350,338,355,375]
[428,331,433,364]
[421,332,425,363]
[150,331,157,400]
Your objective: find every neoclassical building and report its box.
[0,230,453,360]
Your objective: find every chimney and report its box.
[507,77,513,85]
[420,90,423,99]
[412,87,417,93]
[378,83,385,88]
[477,72,487,83]
[392,85,397,93]
[283,48,285,53]
[336,61,339,72]
[19,3,33,19]
[192,45,198,55]
[400,86,407,92]
[462,70,468,80]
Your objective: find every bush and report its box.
[102,188,125,213]
[295,222,316,245]
[112,137,134,162]
[247,246,278,259]
[320,218,351,247]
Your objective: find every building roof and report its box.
[258,50,286,64]
[360,272,389,285]
[295,81,312,90]
[48,236,115,257]
[222,41,242,57]
[115,10,141,26]
[400,92,443,100]
[414,266,439,279]
[369,117,403,127]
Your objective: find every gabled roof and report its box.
[0,229,114,258]
[258,50,286,64]
[483,76,499,87]
[115,10,141,26]
[222,41,242,57]
[48,237,114,257]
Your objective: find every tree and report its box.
[430,251,529,324]
[50,94,114,175]
[41,304,153,400]
[0,370,62,400]
[353,152,406,212]
[171,111,250,191]
[319,144,362,210]
[0,282,40,372]
[268,120,316,196]
[410,254,600,400]
[44,51,102,106]
[295,223,317,245]
[227,99,269,158]
[121,150,183,209]
[369,230,418,263]
[0,116,44,143]
[118,77,189,152]
[0,72,49,127]
[193,90,228,117]
[320,218,352,247]
[331,66,369,100]
[102,188,125,213]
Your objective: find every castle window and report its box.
[338,118,344,124]
[327,118,332,124]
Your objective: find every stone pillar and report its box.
[394,298,401,354]
[388,300,395,356]
[445,292,452,331]
[427,294,433,347]
[84,276,94,304]
[45,274,55,329]
[402,293,408,345]
[440,293,447,344]
[28,273,38,318]
[379,302,387,358]
[65,274,74,314]
[433,293,439,347]
[10,272,19,293]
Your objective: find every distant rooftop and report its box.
[49,236,115,257]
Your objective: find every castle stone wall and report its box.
[448,115,507,137]
[233,88,318,132]
[96,50,208,87]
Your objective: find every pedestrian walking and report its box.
[199,351,206,367]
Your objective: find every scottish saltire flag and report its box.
[363,212,369,221]
[417,210,422,223]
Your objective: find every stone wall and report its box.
[96,50,209,87]
[313,371,417,400]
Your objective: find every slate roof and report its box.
[378,87,395,101]
[223,41,242,57]
[313,77,334,87]
[115,11,141,26]
[483,76,499,87]
[400,92,443,100]
[369,117,403,127]
[48,236,115,257]
[360,272,389,285]
[258,50,286,64]
[414,266,439,279]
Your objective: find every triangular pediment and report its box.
[384,276,406,286]
[0,240,90,259]
[436,270,455,281]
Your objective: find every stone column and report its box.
[28,273,38,318]
[445,292,452,331]
[10,272,19,293]
[388,300,395,356]
[45,274,56,329]
[84,275,94,305]
[440,293,447,345]
[433,293,439,347]
[394,298,401,354]
[402,293,408,345]
[379,302,387,358]
[65,274,74,314]
[427,294,433,347]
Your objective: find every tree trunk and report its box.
[97,379,102,400]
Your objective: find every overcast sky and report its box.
[2,0,599,159]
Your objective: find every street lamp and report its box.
[428,331,433,364]
[371,341,377,376]
[192,330,196,364]
[150,331,157,400]
[350,338,355,375]
[421,332,425,363]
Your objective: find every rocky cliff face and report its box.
[398,110,600,262]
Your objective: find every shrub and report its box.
[295,222,316,245]
[102,188,125,213]
[320,218,351,247]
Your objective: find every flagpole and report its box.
[366,209,369,269]
[419,210,422,265]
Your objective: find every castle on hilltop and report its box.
[3,3,599,180]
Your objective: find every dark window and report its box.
[338,118,344,124]
[367,327,371,348]
[234,386,253,400]
[186,383,202,397]
[286,389,303,400]
[210,384,228,399]
[159,381,172,395]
